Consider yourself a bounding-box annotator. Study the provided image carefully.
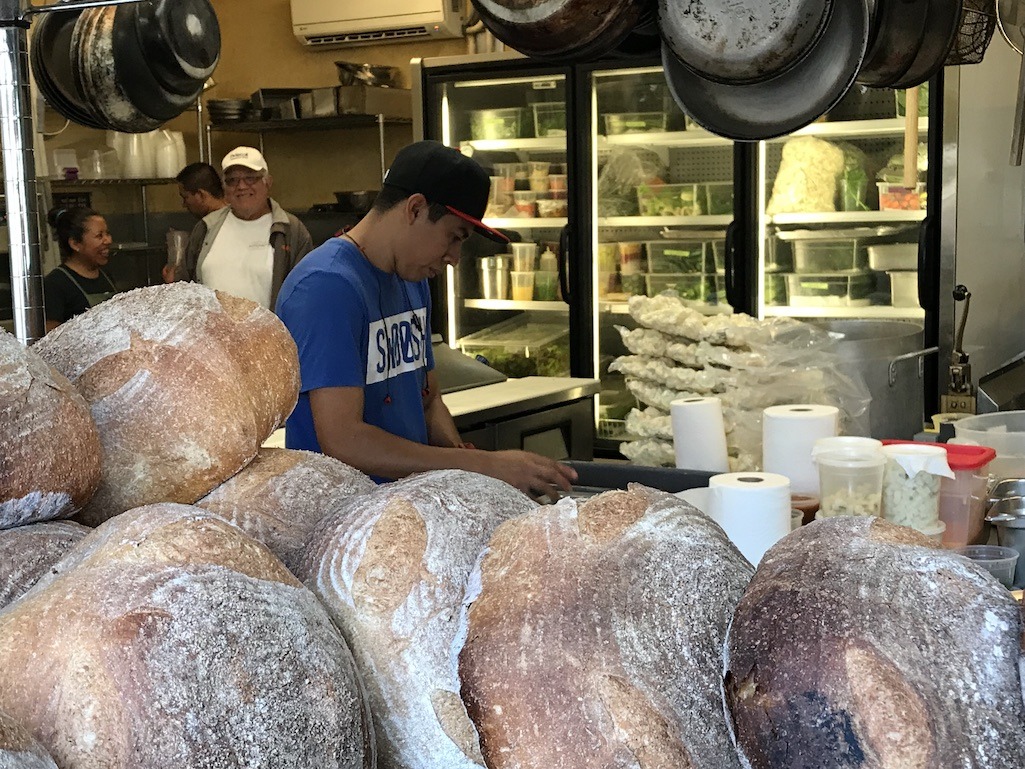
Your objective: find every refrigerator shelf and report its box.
[770,211,926,226]
[779,117,929,142]
[600,215,733,228]
[762,306,925,319]
[602,130,730,149]
[465,299,567,312]
[463,137,565,152]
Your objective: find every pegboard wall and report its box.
[667,145,734,185]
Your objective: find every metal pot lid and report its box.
[887,0,962,88]
[471,0,644,61]
[660,0,869,142]
[659,0,834,85]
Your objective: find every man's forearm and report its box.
[424,394,463,448]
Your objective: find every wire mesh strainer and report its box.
[947,0,997,64]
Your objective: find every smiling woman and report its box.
[42,206,117,333]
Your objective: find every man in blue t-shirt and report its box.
[276,140,576,497]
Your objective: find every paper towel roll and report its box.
[707,472,792,565]
[762,404,839,495]
[671,397,730,473]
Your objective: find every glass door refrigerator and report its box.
[412,52,742,454]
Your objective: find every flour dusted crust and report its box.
[297,470,536,769]
[0,504,372,769]
[0,329,101,528]
[196,448,375,573]
[0,521,90,611]
[725,516,1025,768]
[33,284,300,525]
[0,708,57,769]
[459,485,752,769]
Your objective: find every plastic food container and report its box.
[710,240,726,273]
[868,243,917,270]
[957,545,1020,588]
[512,190,536,217]
[536,197,568,218]
[878,182,926,211]
[534,271,559,301]
[457,317,569,378]
[645,273,707,301]
[815,449,885,519]
[618,242,644,275]
[785,272,874,307]
[621,273,645,295]
[645,241,706,273]
[548,173,567,192]
[471,108,524,141]
[509,242,537,272]
[531,102,566,137]
[598,271,618,297]
[597,243,618,272]
[510,271,534,301]
[765,274,788,306]
[888,271,919,307]
[528,161,550,193]
[636,183,703,217]
[879,443,950,532]
[709,274,727,305]
[884,440,995,548]
[703,182,734,215]
[793,239,867,272]
[813,436,883,456]
[604,112,668,134]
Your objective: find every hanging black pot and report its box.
[887,0,963,88]
[30,9,107,129]
[133,0,220,97]
[856,0,931,87]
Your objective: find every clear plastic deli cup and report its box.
[883,440,996,548]
[811,436,883,457]
[510,271,534,301]
[957,545,1020,588]
[509,242,538,272]
[879,443,953,533]
[814,449,885,518]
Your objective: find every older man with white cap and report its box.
[165,145,312,310]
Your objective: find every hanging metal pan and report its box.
[855,0,931,86]
[660,0,870,141]
[30,10,107,129]
[887,0,963,88]
[470,0,645,61]
[659,0,834,85]
[609,0,661,58]
[133,0,220,97]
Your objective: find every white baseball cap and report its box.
[221,146,268,173]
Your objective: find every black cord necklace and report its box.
[343,232,429,402]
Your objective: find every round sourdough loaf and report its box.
[458,486,753,769]
[297,470,536,769]
[33,284,300,526]
[0,503,373,769]
[196,448,375,573]
[0,329,101,528]
[725,516,1025,768]
[0,707,57,769]
[0,520,90,611]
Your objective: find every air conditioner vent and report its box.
[304,26,430,46]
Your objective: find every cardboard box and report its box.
[336,85,411,119]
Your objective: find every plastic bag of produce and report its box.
[596,147,666,216]
[766,136,845,215]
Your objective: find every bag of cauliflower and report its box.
[766,136,845,215]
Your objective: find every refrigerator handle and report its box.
[724,219,739,308]
[917,216,938,314]
[558,223,571,305]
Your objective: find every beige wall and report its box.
[42,0,474,213]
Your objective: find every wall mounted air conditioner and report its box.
[291,0,464,48]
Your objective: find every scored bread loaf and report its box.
[33,284,300,526]
[297,470,536,769]
[0,708,57,769]
[0,520,90,611]
[459,486,753,769]
[195,448,375,573]
[0,503,373,769]
[725,516,1025,768]
[0,329,101,528]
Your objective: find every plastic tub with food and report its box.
[531,102,566,137]
[604,112,668,134]
[645,273,707,302]
[785,272,874,307]
[636,183,703,217]
[536,197,568,218]
[703,182,734,215]
[879,443,953,533]
[793,239,866,272]
[471,108,525,141]
[645,240,706,273]
[878,182,926,211]
[815,448,885,519]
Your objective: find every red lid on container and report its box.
[881,440,996,470]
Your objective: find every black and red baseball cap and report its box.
[382,140,509,243]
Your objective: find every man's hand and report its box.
[474,450,577,501]
[161,264,176,284]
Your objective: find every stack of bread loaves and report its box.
[32,283,300,526]
[0,504,373,768]
[0,520,89,611]
[298,470,537,769]
[0,329,101,528]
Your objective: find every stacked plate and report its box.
[207,98,255,123]
[30,0,220,132]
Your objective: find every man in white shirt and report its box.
[167,147,313,310]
